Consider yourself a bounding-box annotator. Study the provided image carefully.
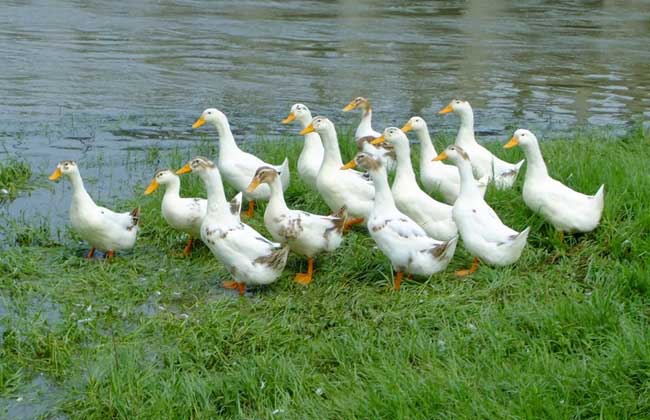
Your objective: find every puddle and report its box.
[0,373,67,420]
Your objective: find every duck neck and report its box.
[457,159,481,197]
[356,108,373,138]
[68,171,92,205]
[298,113,323,155]
[162,178,181,201]
[393,142,418,187]
[415,127,438,164]
[212,120,240,156]
[266,177,289,215]
[522,142,548,179]
[370,167,398,213]
[456,109,476,146]
[320,126,344,167]
[199,168,229,215]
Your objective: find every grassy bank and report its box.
[1,126,649,419]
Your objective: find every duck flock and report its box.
[48,98,605,295]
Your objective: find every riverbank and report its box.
[1,127,649,418]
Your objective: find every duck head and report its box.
[342,97,371,113]
[282,103,312,126]
[144,169,178,195]
[246,166,279,193]
[49,160,78,181]
[505,129,537,150]
[371,126,407,147]
[433,145,470,165]
[176,156,216,176]
[192,108,228,129]
[401,116,427,134]
[299,115,333,136]
[438,99,472,117]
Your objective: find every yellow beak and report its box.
[192,115,206,129]
[504,136,519,149]
[401,121,413,133]
[282,112,296,124]
[49,167,62,181]
[342,101,357,112]
[341,160,357,170]
[246,178,261,193]
[176,164,192,175]
[144,179,159,195]
[433,151,447,161]
[438,104,453,115]
[300,122,315,135]
[370,135,385,145]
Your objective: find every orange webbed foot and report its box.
[294,272,313,285]
[455,258,479,277]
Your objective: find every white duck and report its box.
[401,116,487,204]
[371,127,457,241]
[177,157,289,296]
[247,166,344,285]
[342,97,396,170]
[505,129,605,238]
[281,103,324,191]
[344,153,457,290]
[49,160,139,260]
[192,108,290,217]
[143,169,242,255]
[434,146,530,276]
[439,99,524,189]
[300,116,374,229]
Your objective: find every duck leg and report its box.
[86,247,96,260]
[294,257,314,285]
[455,258,479,277]
[237,282,246,296]
[343,217,365,231]
[183,237,194,256]
[245,201,255,218]
[394,271,403,291]
[106,250,115,261]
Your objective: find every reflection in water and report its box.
[0,0,648,228]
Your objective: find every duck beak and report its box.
[342,100,357,112]
[401,122,413,133]
[432,151,447,161]
[246,178,261,193]
[176,164,192,175]
[144,179,159,195]
[48,167,62,181]
[192,115,206,129]
[300,122,315,135]
[340,160,357,170]
[504,136,519,149]
[370,135,385,145]
[438,104,453,115]
[282,112,296,124]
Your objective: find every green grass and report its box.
[0,159,32,202]
[1,126,650,419]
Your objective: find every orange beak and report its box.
[342,100,357,112]
[432,151,447,161]
[401,121,413,133]
[282,112,296,124]
[504,136,519,149]
[48,167,62,181]
[370,135,385,145]
[144,179,159,195]
[300,122,315,135]
[176,164,192,175]
[438,104,453,115]
[192,115,206,129]
[246,178,261,193]
[340,160,357,170]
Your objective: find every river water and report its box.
[1,0,649,232]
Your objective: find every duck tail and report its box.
[430,236,458,261]
[279,157,291,189]
[594,184,605,215]
[128,207,141,230]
